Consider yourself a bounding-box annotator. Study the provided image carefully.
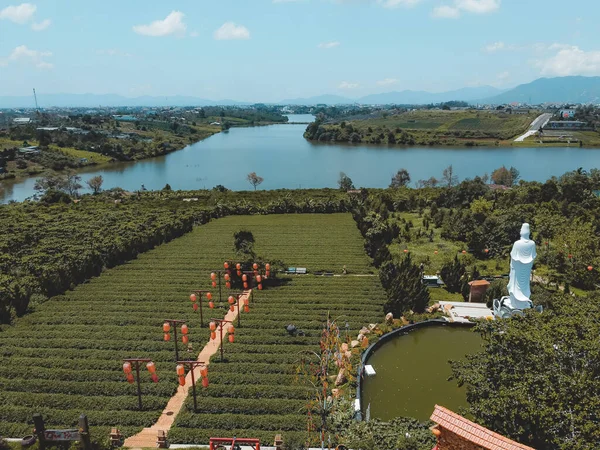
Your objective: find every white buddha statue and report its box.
[505,223,536,310]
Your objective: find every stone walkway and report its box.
[124,290,252,449]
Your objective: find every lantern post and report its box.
[176,361,208,412]
[229,292,245,327]
[163,319,187,362]
[122,358,155,410]
[190,290,213,327]
[210,318,233,362]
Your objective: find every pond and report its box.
[2,114,600,202]
[360,325,482,421]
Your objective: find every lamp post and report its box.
[122,358,157,410]
[209,318,234,362]
[163,319,187,362]
[176,360,208,412]
[190,290,213,327]
[210,263,232,303]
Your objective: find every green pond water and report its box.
[361,325,482,421]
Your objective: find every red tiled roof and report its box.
[430,405,535,450]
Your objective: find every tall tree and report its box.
[246,172,264,191]
[451,292,600,448]
[380,254,430,315]
[86,175,104,194]
[442,165,458,187]
[390,169,411,188]
[338,172,355,191]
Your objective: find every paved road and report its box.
[514,113,553,142]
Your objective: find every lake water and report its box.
[2,114,600,202]
[361,325,482,421]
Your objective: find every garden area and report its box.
[0,213,386,445]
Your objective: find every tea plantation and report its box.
[0,213,386,444]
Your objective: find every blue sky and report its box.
[0,0,598,102]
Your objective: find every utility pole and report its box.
[33,88,40,117]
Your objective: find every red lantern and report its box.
[210,331,216,340]
[230,305,235,312]
[244,304,249,313]
[212,281,217,288]
[182,335,189,344]
[206,292,213,300]
[176,364,185,376]
[462,250,467,254]
[190,293,197,302]
[123,362,132,375]
[228,325,235,333]
[151,373,159,383]
[146,361,156,374]
[126,373,135,384]
[192,303,199,312]
[208,301,214,309]
[403,249,408,253]
[545,241,549,246]
[210,272,216,281]
[258,283,263,290]
[224,262,229,269]
[200,366,208,378]
[484,249,489,253]
[163,322,171,333]
[228,334,235,343]
[588,266,593,271]
[236,263,241,270]
[209,321,216,331]
[265,271,270,278]
[568,254,573,259]
[228,296,235,304]
[225,282,231,289]
[265,263,271,271]
[202,377,209,388]
[253,263,258,270]
[434,250,438,255]
[256,275,262,283]
[178,375,186,386]
[237,270,242,277]
[181,324,188,335]
[242,274,248,282]
[164,333,170,341]
[224,273,230,281]
[243,282,248,289]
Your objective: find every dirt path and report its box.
[123,290,252,449]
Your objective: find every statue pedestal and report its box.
[493,296,543,319]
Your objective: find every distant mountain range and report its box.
[477,76,600,105]
[2,77,599,108]
[0,93,250,109]
[280,85,506,105]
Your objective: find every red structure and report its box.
[209,437,260,450]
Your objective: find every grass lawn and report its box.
[50,145,112,164]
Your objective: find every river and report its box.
[2,114,600,202]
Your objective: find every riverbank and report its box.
[304,110,600,148]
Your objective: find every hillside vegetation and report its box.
[304,110,537,146]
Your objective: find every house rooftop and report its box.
[431,405,535,450]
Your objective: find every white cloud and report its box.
[537,46,600,77]
[190,31,199,37]
[496,71,510,83]
[0,3,36,24]
[377,78,398,86]
[133,11,186,37]
[432,5,460,18]
[377,0,423,8]
[214,22,250,40]
[339,81,359,89]
[455,0,500,14]
[433,0,500,19]
[318,41,340,49]
[484,41,506,52]
[96,49,133,57]
[31,18,51,31]
[6,45,53,69]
